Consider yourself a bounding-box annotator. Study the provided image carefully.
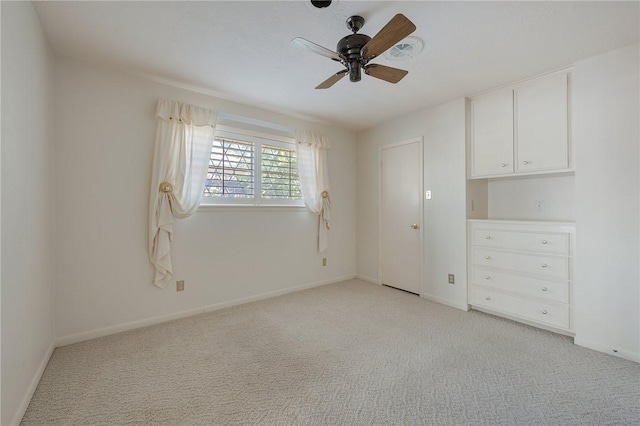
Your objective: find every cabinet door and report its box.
[470,88,514,177]
[515,74,568,173]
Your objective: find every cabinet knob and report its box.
[485,276,491,280]
[523,160,530,165]
[485,256,491,260]
[541,263,548,268]
[485,235,492,239]
[541,310,548,315]
[500,163,508,168]
[542,240,548,244]
[485,296,491,301]
[541,287,548,292]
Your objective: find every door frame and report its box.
[378,136,424,294]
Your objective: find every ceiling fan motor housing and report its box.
[337,33,371,82]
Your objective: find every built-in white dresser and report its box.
[468,219,575,334]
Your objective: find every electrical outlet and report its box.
[176,280,185,292]
[322,258,327,266]
[448,274,455,284]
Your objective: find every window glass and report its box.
[205,138,255,198]
[261,144,302,200]
[202,132,303,206]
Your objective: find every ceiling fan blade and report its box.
[292,37,343,61]
[361,14,416,59]
[316,70,348,89]
[364,64,408,84]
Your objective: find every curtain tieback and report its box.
[321,190,329,199]
[159,182,173,193]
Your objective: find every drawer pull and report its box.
[500,163,508,168]
[485,256,491,260]
[541,310,548,315]
[485,296,491,301]
[485,235,492,239]
[541,287,548,292]
[485,276,491,280]
[523,160,530,165]
[541,264,548,268]
[542,240,548,244]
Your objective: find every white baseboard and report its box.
[574,336,640,363]
[56,274,356,347]
[11,342,55,426]
[421,293,469,311]
[355,274,379,284]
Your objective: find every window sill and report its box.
[198,204,308,213]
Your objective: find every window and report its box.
[204,138,255,198]
[261,144,302,200]
[202,131,303,206]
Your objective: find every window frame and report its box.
[200,128,304,208]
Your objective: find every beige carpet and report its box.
[22,279,640,425]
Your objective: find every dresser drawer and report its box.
[471,287,570,329]
[473,248,569,280]
[473,228,569,255]
[472,267,569,304]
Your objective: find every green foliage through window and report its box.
[261,145,302,199]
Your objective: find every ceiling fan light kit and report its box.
[292,13,417,89]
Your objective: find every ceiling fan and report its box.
[292,14,417,89]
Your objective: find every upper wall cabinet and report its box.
[470,88,514,177]
[470,72,570,179]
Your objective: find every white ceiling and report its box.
[34,1,639,131]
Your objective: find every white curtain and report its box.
[149,99,216,288]
[297,131,331,252]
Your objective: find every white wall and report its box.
[54,57,356,343]
[1,2,56,424]
[573,43,639,362]
[356,99,468,310]
[488,174,575,221]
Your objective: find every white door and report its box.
[380,139,423,294]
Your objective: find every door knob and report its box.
[410,224,419,230]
